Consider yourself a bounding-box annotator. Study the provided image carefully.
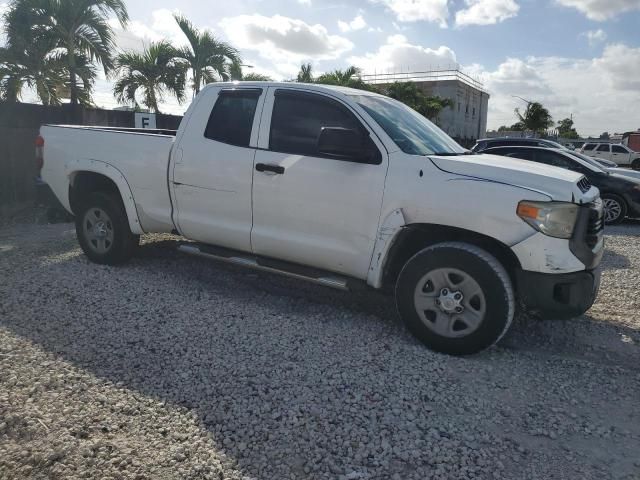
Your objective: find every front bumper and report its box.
[516,268,601,319]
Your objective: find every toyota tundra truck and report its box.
[39,82,604,355]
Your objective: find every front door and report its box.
[172,87,265,251]
[611,145,631,165]
[251,88,388,279]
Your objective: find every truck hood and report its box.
[429,153,598,203]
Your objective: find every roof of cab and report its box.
[202,81,385,98]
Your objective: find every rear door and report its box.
[172,87,265,251]
[250,88,388,279]
[593,144,611,160]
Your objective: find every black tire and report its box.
[75,192,139,265]
[632,159,640,171]
[395,242,514,356]
[601,193,627,225]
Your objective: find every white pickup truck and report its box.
[581,142,640,169]
[40,82,604,355]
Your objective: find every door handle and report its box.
[256,163,285,175]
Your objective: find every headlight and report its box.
[517,201,580,239]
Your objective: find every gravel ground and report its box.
[1,221,639,480]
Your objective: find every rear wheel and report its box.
[395,242,514,356]
[601,194,627,225]
[75,192,139,265]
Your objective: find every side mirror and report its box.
[317,127,378,163]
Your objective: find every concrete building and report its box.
[362,68,489,145]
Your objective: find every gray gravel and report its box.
[1,221,639,480]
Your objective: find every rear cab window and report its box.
[596,144,610,152]
[204,89,262,147]
[582,143,596,151]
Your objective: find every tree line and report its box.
[0,0,452,121]
[497,101,581,139]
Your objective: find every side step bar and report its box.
[177,243,351,291]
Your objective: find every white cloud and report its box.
[484,58,550,94]
[348,34,457,73]
[455,0,519,26]
[108,9,190,52]
[372,0,450,27]
[555,0,640,20]
[297,0,312,4]
[583,29,607,46]
[219,14,353,63]
[594,43,640,91]
[338,15,367,33]
[480,45,640,135]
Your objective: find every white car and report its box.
[581,142,640,169]
[39,82,604,355]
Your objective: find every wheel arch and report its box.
[379,223,522,291]
[67,163,144,235]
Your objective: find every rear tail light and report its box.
[35,135,44,171]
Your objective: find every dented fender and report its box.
[367,209,406,288]
[511,232,585,274]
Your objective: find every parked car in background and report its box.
[472,137,568,153]
[581,142,640,169]
[40,82,604,356]
[483,146,640,224]
[567,151,640,181]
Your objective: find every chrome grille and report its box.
[577,177,592,194]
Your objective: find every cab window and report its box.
[612,145,628,154]
[270,90,363,157]
[204,89,262,147]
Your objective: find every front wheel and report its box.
[602,194,627,225]
[395,242,515,356]
[75,192,139,265]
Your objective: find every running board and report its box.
[177,244,351,291]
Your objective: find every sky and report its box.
[2,0,640,136]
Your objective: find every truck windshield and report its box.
[351,95,467,156]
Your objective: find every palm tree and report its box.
[173,14,241,97]
[382,81,453,122]
[296,63,313,83]
[0,34,96,105]
[113,41,187,114]
[515,101,553,134]
[5,0,128,105]
[241,72,273,81]
[316,66,370,90]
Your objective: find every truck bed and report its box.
[41,124,177,234]
[52,125,178,137]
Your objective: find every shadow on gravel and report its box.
[601,249,631,270]
[3,236,640,479]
